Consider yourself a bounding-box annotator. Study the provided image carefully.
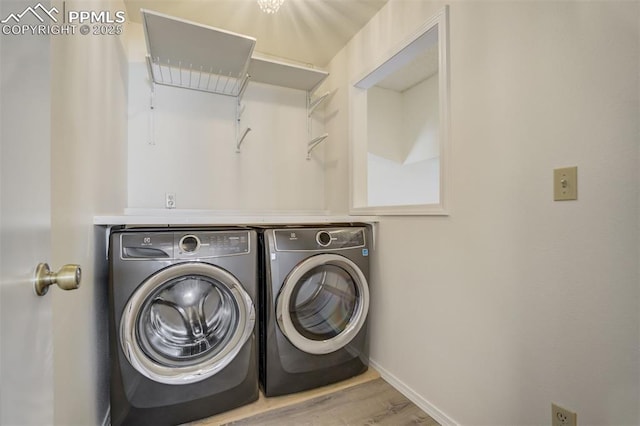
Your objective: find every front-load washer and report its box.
[259,225,371,396]
[108,228,258,426]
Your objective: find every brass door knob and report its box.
[34,263,81,296]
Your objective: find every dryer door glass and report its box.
[120,263,255,385]
[277,254,370,355]
[290,265,357,340]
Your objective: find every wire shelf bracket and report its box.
[146,56,156,145]
[307,134,329,159]
[308,91,330,116]
[235,80,252,152]
[236,127,252,153]
[306,88,332,160]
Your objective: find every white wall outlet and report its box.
[552,403,577,426]
[165,192,176,209]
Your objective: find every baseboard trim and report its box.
[369,359,458,426]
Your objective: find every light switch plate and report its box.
[554,166,578,201]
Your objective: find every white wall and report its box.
[324,46,350,214]
[127,23,326,212]
[403,74,439,164]
[366,76,440,206]
[368,154,438,206]
[368,75,440,165]
[367,86,404,162]
[50,1,128,424]
[327,0,640,424]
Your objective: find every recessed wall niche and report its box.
[350,6,450,215]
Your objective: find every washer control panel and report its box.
[274,228,366,252]
[121,230,250,259]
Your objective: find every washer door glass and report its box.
[276,254,369,355]
[120,263,254,385]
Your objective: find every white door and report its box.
[0,0,54,424]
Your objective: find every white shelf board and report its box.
[249,55,329,91]
[94,210,377,226]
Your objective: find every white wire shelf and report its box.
[141,9,256,97]
[146,56,250,96]
[140,9,331,157]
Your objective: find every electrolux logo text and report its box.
[1,2,125,36]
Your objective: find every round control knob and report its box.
[316,231,332,247]
[179,235,200,252]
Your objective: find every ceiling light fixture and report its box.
[257,0,284,14]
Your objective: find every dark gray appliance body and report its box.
[108,228,258,426]
[259,226,371,397]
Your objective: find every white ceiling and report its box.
[124,0,389,67]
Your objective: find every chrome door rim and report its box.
[276,254,369,355]
[120,262,255,385]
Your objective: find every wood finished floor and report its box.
[191,371,439,426]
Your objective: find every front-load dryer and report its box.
[259,225,371,396]
[108,228,258,426]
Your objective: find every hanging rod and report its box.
[307,133,329,159]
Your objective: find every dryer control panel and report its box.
[120,230,250,259]
[274,228,366,252]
